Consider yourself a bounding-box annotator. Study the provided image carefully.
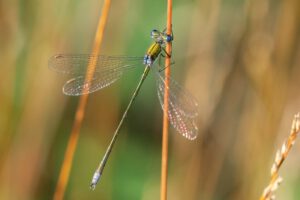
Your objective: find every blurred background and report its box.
[1,0,300,199]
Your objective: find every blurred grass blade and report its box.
[53,0,111,199]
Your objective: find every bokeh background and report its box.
[1,0,300,199]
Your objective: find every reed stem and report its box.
[160,0,172,199]
[53,0,111,199]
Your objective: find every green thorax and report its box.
[146,42,161,62]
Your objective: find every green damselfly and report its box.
[49,29,199,189]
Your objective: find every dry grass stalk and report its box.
[260,113,300,200]
[160,0,172,199]
[53,0,111,199]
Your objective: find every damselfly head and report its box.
[151,29,160,39]
[151,29,173,44]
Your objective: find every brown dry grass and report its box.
[160,0,173,200]
[53,0,111,199]
[260,114,300,200]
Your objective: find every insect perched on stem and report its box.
[49,29,199,190]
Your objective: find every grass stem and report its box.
[53,0,111,199]
[260,113,300,200]
[160,0,172,199]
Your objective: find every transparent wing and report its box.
[49,54,143,96]
[49,54,143,75]
[155,70,199,140]
[62,67,126,96]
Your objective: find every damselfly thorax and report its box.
[144,29,172,66]
[143,42,162,66]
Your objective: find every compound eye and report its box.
[166,35,173,42]
[151,29,160,38]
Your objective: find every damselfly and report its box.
[49,29,199,189]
